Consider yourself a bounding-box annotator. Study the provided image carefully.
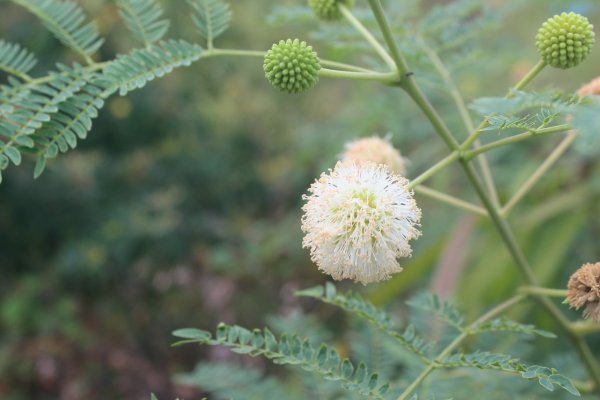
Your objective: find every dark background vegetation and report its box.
[0,0,599,399]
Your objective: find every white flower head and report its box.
[341,135,407,175]
[301,161,421,285]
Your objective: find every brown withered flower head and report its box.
[567,262,600,322]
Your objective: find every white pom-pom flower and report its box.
[301,161,421,284]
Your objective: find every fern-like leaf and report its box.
[407,292,465,331]
[471,318,556,338]
[187,0,232,47]
[32,77,108,178]
[12,0,103,62]
[441,352,580,396]
[172,324,391,399]
[102,39,204,96]
[0,40,37,80]
[116,0,170,46]
[297,283,433,364]
[470,90,575,117]
[0,65,91,179]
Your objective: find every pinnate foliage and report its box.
[1,65,92,180]
[0,41,37,79]
[32,75,108,178]
[101,39,204,96]
[471,317,557,338]
[12,0,103,61]
[187,0,232,47]
[406,292,465,331]
[172,323,392,399]
[297,283,434,363]
[1,0,217,181]
[441,352,580,396]
[116,0,170,46]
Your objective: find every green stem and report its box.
[363,4,600,387]
[0,66,33,82]
[420,38,500,207]
[408,151,460,189]
[461,60,547,149]
[571,321,600,336]
[404,79,460,149]
[519,286,568,298]
[319,68,398,82]
[501,132,576,217]
[210,48,372,73]
[415,186,488,216]
[366,0,412,75]
[26,61,110,86]
[339,4,397,71]
[397,295,525,400]
[462,160,600,388]
[464,124,572,160]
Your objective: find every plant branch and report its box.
[319,68,398,82]
[420,38,500,207]
[397,295,525,400]
[461,60,547,150]
[210,48,373,73]
[366,0,411,76]
[339,4,396,71]
[363,3,600,387]
[501,132,576,217]
[464,124,572,161]
[415,186,488,216]
[408,151,460,189]
[519,286,568,298]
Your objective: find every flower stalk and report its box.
[365,0,600,393]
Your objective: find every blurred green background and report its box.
[1,0,599,399]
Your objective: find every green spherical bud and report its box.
[308,0,354,21]
[536,12,595,69]
[264,39,321,94]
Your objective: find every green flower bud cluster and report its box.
[536,12,595,69]
[308,0,354,21]
[264,39,321,94]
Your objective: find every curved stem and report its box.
[519,286,568,298]
[408,151,460,189]
[415,186,488,216]
[501,132,576,217]
[339,4,397,71]
[571,321,600,336]
[420,38,500,207]
[464,124,572,160]
[210,48,373,73]
[363,2,600,388]
[397,295,525,400]
[366,0,412,76]
[319,68,398,82]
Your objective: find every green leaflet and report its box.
[172,324,391,399]
[297,283,434,363]
[187,0,232,46]
[102,39,204,96]
[441,352,580,396]
[0,65,92,179]
[0,40,37,78]
[11,0,103,61]
[116,0,170,46]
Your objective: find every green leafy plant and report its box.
[2,0,600,398]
